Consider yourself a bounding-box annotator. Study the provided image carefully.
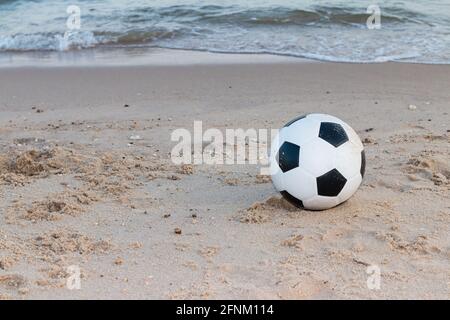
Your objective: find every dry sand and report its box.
[0,52,449,299]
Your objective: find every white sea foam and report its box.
[0,31,103,52]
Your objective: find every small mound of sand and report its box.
[10,150,50,176]
[264,196,299,211]
[0,228,109,290]
[255,174,271,184]
[239,196,298,223]
[17,190,99,222]
[198,246,220,258]
[0,147,82,185]
[0,274,27,289]
[23,199,81,222]
[34,230,112,261]
[0,232,24,270]
[422,134,449,142]
[281,234,304,249]
[0,256,16,271]
[3,148,79,177]
[378,232,441,255]
[406,152,450,186]
[224,178,239,186]
[77,151,168,196]
[177,164,194,175]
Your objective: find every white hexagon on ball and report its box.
[269,113,365,211]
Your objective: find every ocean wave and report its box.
[128,5,425,26]
[0,1,449,64]
[114,30,179,45]
[0,31,104,52]
[0,29,182,52]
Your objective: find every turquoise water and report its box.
[1,0,449,63]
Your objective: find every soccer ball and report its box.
[270,113,365,210]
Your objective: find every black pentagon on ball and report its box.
[284,114,308,127]
[280,191,304,208]
[319,122,349,147]
[316,169,347,197]
[276,141,300,173]
[360,150,366,177]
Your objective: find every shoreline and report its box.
[2,47,450,68]
[0,47,308,68]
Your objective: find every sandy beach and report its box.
[0,51,449,299]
